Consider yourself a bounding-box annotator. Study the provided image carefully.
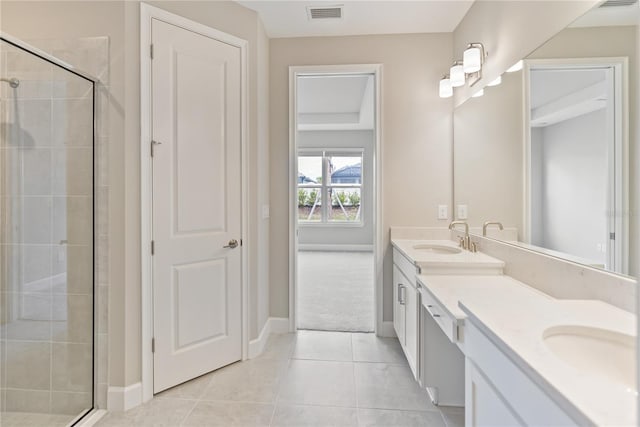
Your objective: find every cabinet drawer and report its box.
[420,285,458,343]
[393,248,418,286]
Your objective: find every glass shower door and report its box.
[0,37,95,425]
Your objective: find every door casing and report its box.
[140,2,249,403]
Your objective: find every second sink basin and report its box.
[412,244,462,254]
[543,325,636,391]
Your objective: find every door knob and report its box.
[223,239,239,249]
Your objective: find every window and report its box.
[297,150,363,224]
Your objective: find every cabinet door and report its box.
[392,265,406,346]
[466,359,523,427]
[404,283,419,378]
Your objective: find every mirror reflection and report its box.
[453,2,638,277]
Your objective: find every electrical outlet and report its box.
[438,205,448,220]
[457,204,468,220]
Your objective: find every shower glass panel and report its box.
[0,38,94,425]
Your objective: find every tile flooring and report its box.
[97,331,464,427]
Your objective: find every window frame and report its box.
[297,148,364,226]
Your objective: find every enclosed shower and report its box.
[0,35,95,425]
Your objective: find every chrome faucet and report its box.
[449,220,471,250]
[482,221,504,237]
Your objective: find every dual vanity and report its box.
[391,228,636,426]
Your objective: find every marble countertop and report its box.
[391,239,505,273]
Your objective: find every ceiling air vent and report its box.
[307,5,343,20]
[599,0,637,7]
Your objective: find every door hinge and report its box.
[151,240,155,255]
[150,44,154,59]
[151,338,155,353]
[151,140,162,157]
[610,232,616,240]
[240,239,243,246]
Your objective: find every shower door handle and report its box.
[223,239,239,249]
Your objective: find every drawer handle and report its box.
[433,314,441,318]
[427,304,433,308]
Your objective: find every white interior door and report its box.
[151,17,242,393]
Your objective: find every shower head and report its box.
[1,77,19,88]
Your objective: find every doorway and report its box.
[289,66,382,334]
[525,59,628,274]
[140,3,249,400]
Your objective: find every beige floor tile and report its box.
[0,411,73,427]
[202,358,288,403]
[358,408,446,427]
[258,333,296,360]
[96,397,196,426]
[292,330,353,361]
[354,363,436,411]
[278,360,356,407]
[156,371,215,400]
[182,401,274,426]
[271,404,358,427]
[351,333,406,365]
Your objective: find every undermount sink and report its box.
[412,244,462,254]
[543,325,636,391]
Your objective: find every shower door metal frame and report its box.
[0,32,99,425]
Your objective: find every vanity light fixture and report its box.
[487,75,502,87]
[463,43,485,74]
[506,60,523,73]
[450,61,465,87]
[439,74,453,98]
[472,89,484,98]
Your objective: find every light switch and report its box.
[457,204,468,220]
[438,205,448,220]
[262,204,270,219]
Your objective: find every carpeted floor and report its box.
[297,251,374,332]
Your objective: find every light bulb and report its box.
[487,75,502,87]
[507,60,523,73]
[439,76,453,98]
[463,46,481,74]
[450,62,465,87]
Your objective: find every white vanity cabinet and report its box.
[464,321,578,427]
[392,248,420,379]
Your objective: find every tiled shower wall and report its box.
[0,37,109,416]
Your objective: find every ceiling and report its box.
[297,74,374,130]
[570,2,639,28]
[236,1,475,38]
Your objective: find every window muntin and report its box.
[297,150,363,224]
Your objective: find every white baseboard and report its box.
[248,317,291,359]
[298,244,373,252]
[107,382,142,412]
[378,321,397,338]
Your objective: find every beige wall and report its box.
[453,69,524,235]
[269,34,454,321]
[452,0,599,106]
[2,0,270,390]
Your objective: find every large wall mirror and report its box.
[453,2,638,278]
